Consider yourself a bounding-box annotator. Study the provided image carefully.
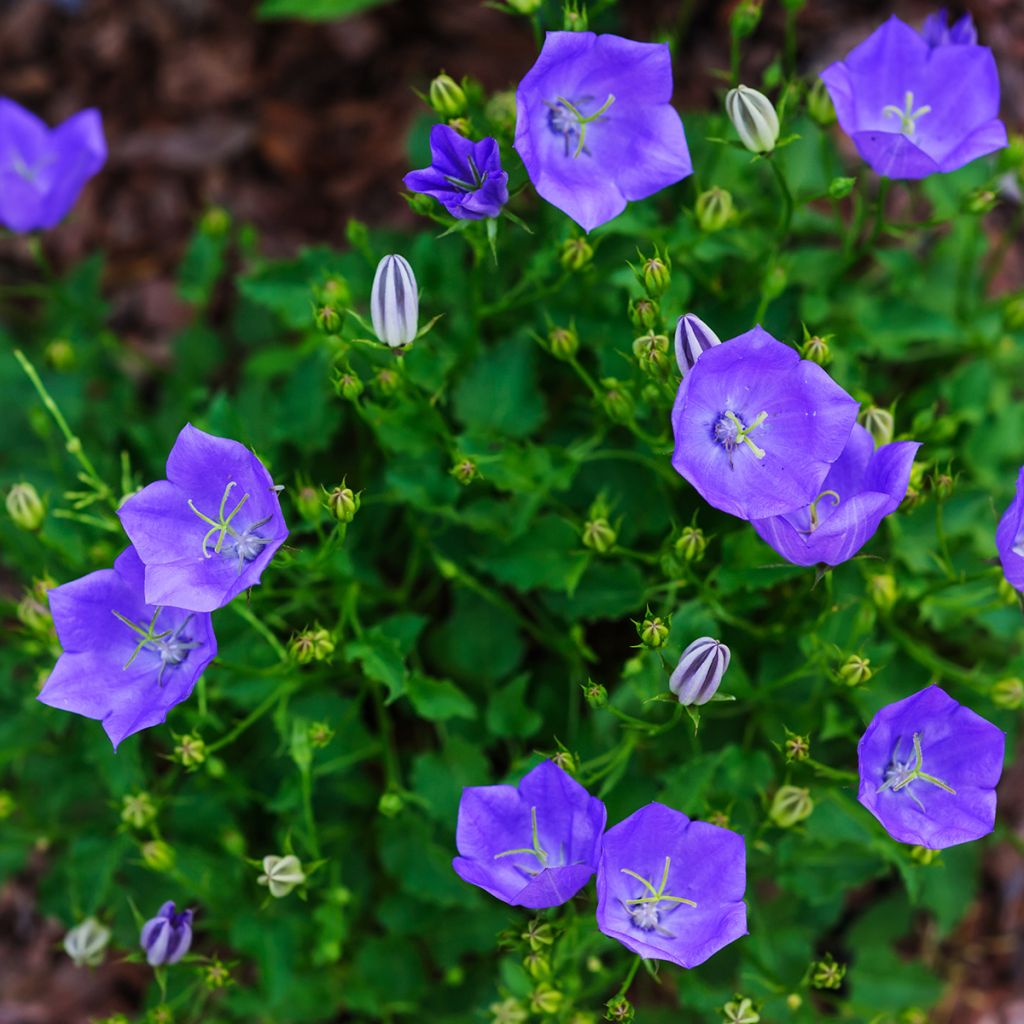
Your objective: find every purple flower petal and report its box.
[996,465,1024,591]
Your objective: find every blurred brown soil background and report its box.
[0,0,1022,1021]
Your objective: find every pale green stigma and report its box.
[883,91,932,136]
[112,608,200,685]
[807,490,840,532]
[547,93,616,158]
[620,855,697,932]
[494,806,548,868]
[189,481,250,558]
[717,410,768,460]
[878,732,956,811]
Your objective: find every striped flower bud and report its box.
[140,901,193,967]
[674,313,722,377]
[370,254,418,348]
[725,85,780,154]
[669,636,730,705]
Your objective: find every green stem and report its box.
[614,955,644,1000]
[767,157,794,242]
[231,601,289,661]
[206,680,299,754]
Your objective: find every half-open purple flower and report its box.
[39,547,216,748]
[819,15,1006,179]
[140,901,193,967]
[596,803,747,968]
[751,425,920,567]
[920,9,977,47]
[514,32,692,231]
[404,124,508,220]
[996,465,1024,592]
[118,425,288,613]
[452,760,606,909]
[0,99,106,233]
[858,685,1004,849]
[670,326,859,521]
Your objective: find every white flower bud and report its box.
[669,637,731,706]
[725,85,780,154]
[674,313,722,377]
[370,254,418,348]
[257,854,306,898]
[64,917,111,967]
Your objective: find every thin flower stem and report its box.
[614,955,644,1000]
[231,601,289,662]
[767,157,794,242]
[206,681,299,754]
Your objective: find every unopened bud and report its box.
[174,732,206,768]
[811,953,846,990]
[861,406,894,446]
[446,116,472,137]
[992,677,1024,709]
[583,680,608,709]
[838,654,872,686]
[801,334,831,366]
[729,0,762,38]
[141,839,176,872]
[548,324,579,360]
[524,950,552,980]
[828,176,856,199]
[675,525,707,562]
[632,331,670,375]
[932,468,954,501]
[550,749,580,775]
[522,919,555,951]
[200,205,231,237]
[326,483,360,523]
[910,845,941,865]
[370,254,418,348]
[1004,294,1024,331]
[784,731,810,762]
[605,995,634,1023]
[762,264,787,300]
[309,720,335,747]
[336,370,364,401]
[451,457,479,485]
[582,518,617,554]
[628,297,659,330]
[723,996,760,1024]
[373,367,401,396]
[639,252,671,296]
[121,791,157,830]
[378,791,404,817]
[867,573,897,612]
[6,482,44,531]
[637,614,670,648]
[786,993,802,1011]
[695,187,734,232]
[807,77,836,126]
[45,338,76,371]
[64,917,111,968]
[560,236,593,271]
[531,983,564,1015]
[769,785,813,827]
[429,73,467,119]
[258,854,306,898]
[290,626,334,664]
[203,959,232,989]
[293,482,321,523]
[963,187,998,215]
[600,380,634,424]
[670,637,730,705]
[725,85,779,154]
[675,313,722,377]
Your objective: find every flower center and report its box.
[713,410,768,460]
[545,93,616,158]
[112,608,202,686]
[630,902,661,931]
[878,732,956,811]
[619,855,697,935]
[188,481,273,572]
[493,806,557,875]
[883,91,932,136]
[442,153,487,193]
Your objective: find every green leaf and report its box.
[405,674,476,722]
[344,630,407,702]
[453,338,546,439]
[485,674,542,739]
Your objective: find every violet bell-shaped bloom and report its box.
[858,685,1004,849]
[669,637,730,706]
[404,124,508,220]
[39,546,216,748]
[0,98,106,232]
[751,424,920,567]
[140,902,193,967]
[670,326,859,521]
[118,425,289,613]
[819,15,1006,179]
[674,313,721,377]
[996,465,1024,592]
[596,803,747,967]
[514,32,692,232]
[920,8,977,47]
[452,760,607,909]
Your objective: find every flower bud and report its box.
[786,993,802,1011]
[810,953,846,990]
[378,791,404,817]
[524,950,552,980]
[867,573,897,612]
[784,731,810,762]
[531,983,564,1015]
[141,840,176,872]
[45,337,76,371]
[522,919,555,951]
[121,791,157,830]
[6,482,44,532]
[669,637,730,706]
[725,85,780,154]
[257,854,306,898]
[632,331,670,376]
[769,785,813,827]
[729,0,762,38]
[490,998,529,1024]
[910,845,940,866]
[507,0,541,10]
[370,254,418,348]
[800,333,831,366]
[628,297,659,330]
[326,483,360,523]
[838,654,871,687]
[314,304,341,334]
[605,996,635,1023]
[639,251,671,296]
[723,996,760,1024]
[17,578,53,635]
[762,263,787,300]
[64,917,111,967]
[335,369,363,401]
[290,626,335,664]
[992,677,1024,710]
[861,406,894,447]
[204,959,231,989]
[429,73,467,119]
[560,236,593,272]
[173,732,206,768]
[200,205,231,237]
[548,324,579,360]
[373,367,401,396]
[582,680,608,709]
[293,481,321,523]
[600,380,634,424]
[674,526,707,564]
[807,77,836,126]
[674,313,722,377]
[637,613,670,649]
[446,116,472,137]
[694,187,734,232]
[562,0,587,31]
[309,720,335,747]
[931,467,954,501]
[828,176,856,199]
[963,187,998,215]
[0,791,14,820]
[1003,294,1024,331]
[451,457,479,485]
[140,902,192,967]
[582,518,616,554]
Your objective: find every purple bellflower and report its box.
[996,465,1024,592]
[858,685,1004,849]
[670,326,860,521]
[669,637,730,706]
[0,99,106,233]
[514,32,692,232]
[751,424,920,567]
[39,547,216,748]
[674,313,721,378]
[596,803,747,968]
[819,15,1006,179]
[140,902,193,967]
[118,425,288,613]
[404,124,508,220]
[452,760,607,909]
[920,8,977,47]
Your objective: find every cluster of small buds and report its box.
[64,917,111,967]
[838,654,872,687]
[257,854,307,898]
[6,482,44,532]
[325,482,360,523]
[726,85,780,155]
[628,297,659,331]
[290,626,335,664]
[992,677,1024,709]
[695,187,734,232]
[604,996,634,1023]
[121,791,157,830]
[174,732,207,768]
[769,785,814,828]
[811,953,847,990]
[722,995,760,1023]
[560,236,593,272]
[784,731,810,763]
